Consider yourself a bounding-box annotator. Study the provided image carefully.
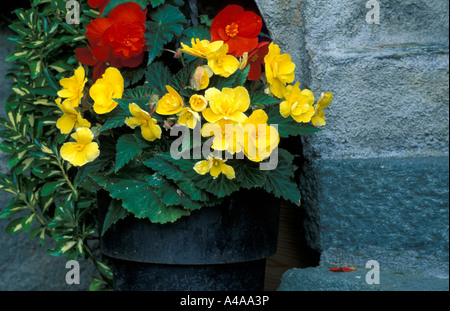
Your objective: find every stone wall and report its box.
[256,0,449,290]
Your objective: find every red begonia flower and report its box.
[83,2,147,69]
[247,41,270,81]
[88,0,110,15]
[210,5,262,57]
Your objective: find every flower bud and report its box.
[191,66,213,91]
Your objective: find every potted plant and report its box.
[0,0,333,291]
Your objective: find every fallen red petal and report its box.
[329,267,356,272]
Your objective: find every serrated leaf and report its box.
[196,174,241,198]
[101,199,130,236]
[101,0,148,17]
[106,178,190,223]
[146,4,187,65]
[115,134,143,173]
[232,160,268,189]
[150,0,165,8]
[263,149,301,205]
[145,61,173,94]
[99,106,129,132]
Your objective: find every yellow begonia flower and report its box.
[178,108,200,129]
[207,44,240,78]
[311,92,333,127]
[89,67,124,114]
[243,109,280,162]
[264,43,296,98]
[179,38,224,58]
[191,66,213,91]
[202,119,245,154]
[55,98,91,134]
[194,156,235,180]
[156,85,184,115]
[57,66,87,107]
[60,127,100,167]
[280,82,315,123]
[189,94,208,112]
[239,52,249,70]
[202,86,250,124]
[125,103,162,142]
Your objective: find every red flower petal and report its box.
[92,62,108,83]
[108,2,147,24]
[86,17,113,46]
[248,41,270,81]
[235,11,262,38]
[75,48,97,66]
[120,53,145,68]
[210,5,263,57]
[227,36,259,57]
[92,44,112,63]
[88,0,107,7]
[211,5,244,42]
[329,267,356,273]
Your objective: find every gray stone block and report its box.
[300,156,449,278]
[302,44,449,160]
[301,0,449,51]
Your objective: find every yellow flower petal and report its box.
[220,162,235,180]
[194,160,210,175]
[56,113,77,134]
[83,142,100,163]
[141,122,162,142]
[90,67,124,114]
[156,85,184,115]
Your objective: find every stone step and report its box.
[278,266,449,291]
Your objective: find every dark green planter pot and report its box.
[99,188,280,291]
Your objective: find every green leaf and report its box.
[150,0,165,8]
[101,0,148,17]
[99,106,129,132]
[0,203,27,219]
[263,149,301,205]
[121,65,146,88]
[250,92,280,108]
[115,134,143,173]
[21,213,36,232]
[146,4,187,65]
[232,160,268,189]
[233,66,251,87]
[102,199,130,236]
[196,174,241,198]
[266,105,322,138]
[106,177,190,223]
[5,217,24,235]
[41,180,66,197]
[145,61,173,94]
[95,261,113,280]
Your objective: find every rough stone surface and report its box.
[255,0,449,291]
[300,157,449,277]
